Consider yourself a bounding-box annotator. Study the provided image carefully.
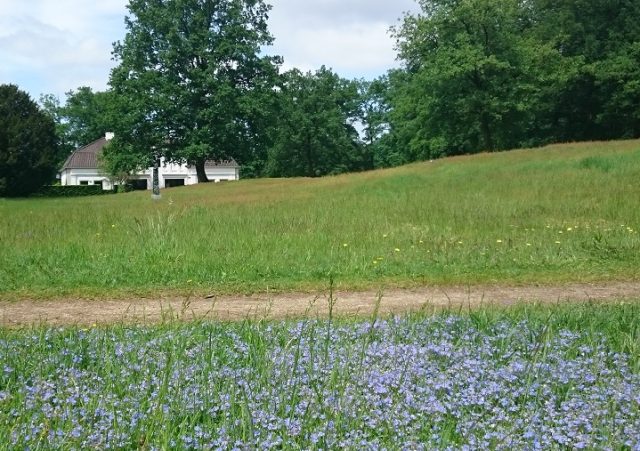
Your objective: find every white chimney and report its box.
[105,132,115,141]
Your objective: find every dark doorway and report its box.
[130,179,148,190]
[165,179,185,188]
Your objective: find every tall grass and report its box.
[1,140,639,299]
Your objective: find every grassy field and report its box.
[1,302,638,448]
[2,141,640,448]
[1,139,639,299]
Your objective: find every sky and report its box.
[0,0,419,102]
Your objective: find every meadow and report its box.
[1,140,639,300]
[1,302,639,449]
[2,140,640,449]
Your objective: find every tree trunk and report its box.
[195,158,209,183]
[480,112,495,151]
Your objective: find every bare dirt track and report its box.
[1,281,639,327]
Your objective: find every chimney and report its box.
[105,132,115,141]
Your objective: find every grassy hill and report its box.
[1,140,639,299]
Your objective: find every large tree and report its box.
[0,84,59,197]
[108,0,280,182]
[388,0,640,160]
[530,0,640,141]
[357,74,412,168]
[40,87,118,158]
[61,87,117,148]
[265,67,368,177]
[391,0,558,157]
[39,93,73,159]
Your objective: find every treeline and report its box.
[385,0,640,160]
[42,0,640,181]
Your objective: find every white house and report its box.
[59,133,240,190]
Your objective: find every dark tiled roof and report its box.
[60,137,107,170]
[61,137,239,170]
[204,159,239,168]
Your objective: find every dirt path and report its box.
[1,281,639,327]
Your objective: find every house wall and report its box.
[136,161,239,188]
[61,163,239,190]
[205,166,240,182]
[60,169,111,189]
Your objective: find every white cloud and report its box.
[0,0,419,100]
[268,0,416,27]
[268,22,400,78]
[0,0,126,99]
[266,0,418,78]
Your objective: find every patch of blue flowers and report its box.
[1,315,639,449]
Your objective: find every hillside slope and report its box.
[1,140,639,299]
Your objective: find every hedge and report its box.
[33,185,115,198]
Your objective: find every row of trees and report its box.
[3,0,638,196]
[60,0,640,180]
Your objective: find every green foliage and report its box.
[39,93,73,163]
[40,88,118,157]
[357,77,407,169]
[117,183,135,193]
[266,67,369,177]
[108,0,280,181]
[385,0,640,161]
[390,0,554,157]
[34,185,113,198]
[0,84,59,197]
[529,0,640,141]
[0,140,638,299]
[61,87,117,148]
[32,0,640,179]
[99,140,149,186]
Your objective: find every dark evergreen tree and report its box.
[0,84,59,197]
